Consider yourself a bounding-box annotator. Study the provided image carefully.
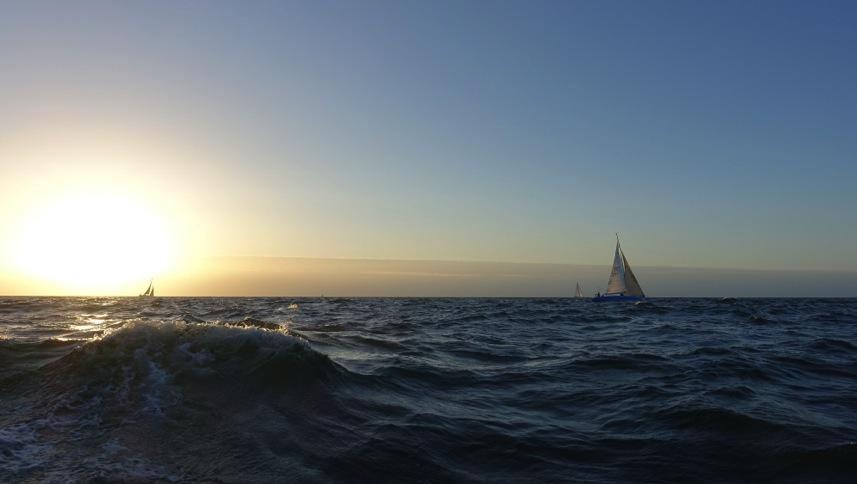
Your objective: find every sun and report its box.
[7,189,177,294]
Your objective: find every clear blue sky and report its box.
[2,0,856,277]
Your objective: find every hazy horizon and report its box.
[3,256,856,298]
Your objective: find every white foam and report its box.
[0,422,53,473]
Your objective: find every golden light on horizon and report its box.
[6,188,178,293]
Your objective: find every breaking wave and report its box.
[2,319,347,481]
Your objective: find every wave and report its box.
[3,319,348,426]
[565,353,671,372]
[687,346,734,357]
[654,405,795,435]
[344,334,408,351]
[42,320,343,394]
[1,319,351,481]
[809,337,857,353]
[1,338,84,350]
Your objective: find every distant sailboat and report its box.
[574,282,584,298]
[139,279,154,297]
[592,234,645,302]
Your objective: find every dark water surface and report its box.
[1,297,856,482]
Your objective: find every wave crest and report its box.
[38,320,344,413]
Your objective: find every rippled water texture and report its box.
[1,297,856,482]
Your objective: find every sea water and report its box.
[1,297,856,482]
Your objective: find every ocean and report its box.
[1,297,855,482]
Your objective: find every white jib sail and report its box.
[575,283,583,298]
[621,252,644,297]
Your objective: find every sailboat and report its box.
[139,279,154,297]
[574,282,584,298]
[592,234,645,302]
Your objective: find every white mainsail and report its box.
[604,236,644,297]
[605,242,626,294]
[575,282,584,298]
[141,280,154,297]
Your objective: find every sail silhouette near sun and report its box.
[139,279,154,297]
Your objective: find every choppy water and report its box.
[1,297,856,482]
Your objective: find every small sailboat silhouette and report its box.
[574,282,584,298]
[139,279,154,297]
[592,234,645,302]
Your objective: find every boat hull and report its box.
[591,295,642,302]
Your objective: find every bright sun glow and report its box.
[8,189,176,293]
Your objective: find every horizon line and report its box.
[201,255,857,275]
[1,295,855,299]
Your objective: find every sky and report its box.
[1,1,856,296]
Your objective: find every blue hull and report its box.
[591,295,643,302]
